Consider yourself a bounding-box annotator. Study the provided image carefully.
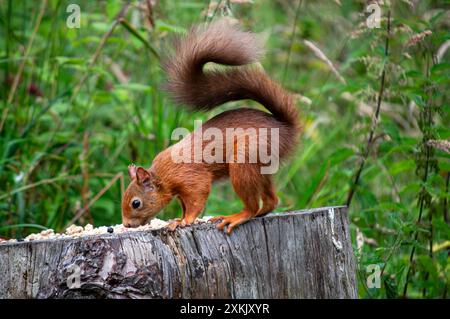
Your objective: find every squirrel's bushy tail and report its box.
[163,19,300,134]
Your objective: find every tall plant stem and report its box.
[282,0,302,85]
[0,0,48,134]
[70,3,130,102]
[402,52,434,298]
[402,146,431,297]
[444,172,449,224]
[346,10,391,207]
[2,0,12,104]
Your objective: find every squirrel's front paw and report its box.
[209,215,225,223]
[167,219,182,231]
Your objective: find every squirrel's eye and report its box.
[132,199,141,209]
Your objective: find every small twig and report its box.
[346,10,391,207]
[120,173,125,198]
[66,172,124,228]
[0,175,82,201]
[7,0,47,104]
[282,0,302,84]
[0,0,47,133]
[422,206,433,297]
[376,159,401,203]
[303,40,346,84]
[380,235,403,278]
[70,3,130,102]
[374,223,397,236]
[80,131,92,224]
[444,173,449,224]
[402,191,427,297]
[403,51,435,298]
[205,0,224,23]
[0,173,117,201]
[306,161,330,207]
[25,3,131,184]
[145,0,155,29]
[104,56,129,84]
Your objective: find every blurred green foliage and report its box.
[0,0,448,298]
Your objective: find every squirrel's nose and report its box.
[124,222,131,228]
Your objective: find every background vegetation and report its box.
[0,0,449,298]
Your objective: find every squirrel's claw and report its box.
[211,212,252,234]
[167,218,182,231]
[209,215,225,223]
[167,218,191,231]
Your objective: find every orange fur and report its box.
[122,19,301,233]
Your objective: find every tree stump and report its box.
[0,206,357,298]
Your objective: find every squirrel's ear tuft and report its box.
[128,164,137,179]
[136,167,152,188]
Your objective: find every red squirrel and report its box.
[121,19,301,233]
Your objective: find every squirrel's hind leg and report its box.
[212,164,263,234]
[256,175,279,217]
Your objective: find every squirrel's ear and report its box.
[128,164,137,179]
[136,167,152,189]
[149,171,162,188]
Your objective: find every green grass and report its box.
[0,0,449,298]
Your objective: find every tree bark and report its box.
[0,206,357,299]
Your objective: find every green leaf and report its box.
[417,255,438,281]
[115,83,153,92]
[384,276,398,299]
[405,70,425,80]
[431,62,450,73]
[54,56,84,66]
[155,20,186,34]
[328,147,355,166]
[430,62,450,83]
[430,10,446,25]
[91,21,111,33]
[388,159,415,176]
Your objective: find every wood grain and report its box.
[0,206,357,299]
